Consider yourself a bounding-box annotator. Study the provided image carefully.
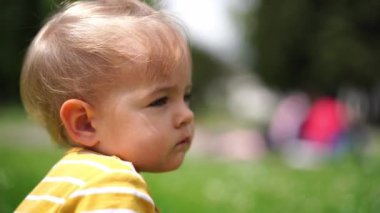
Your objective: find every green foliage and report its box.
[190,46,227,112]
[246,0,380,94]
[0,0,43,102]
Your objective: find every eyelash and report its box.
[184,93,192,105]
[148,93,192,107]
[148,97,168,107]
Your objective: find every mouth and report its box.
[175,136,192,148]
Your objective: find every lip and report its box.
[175,136,192,148]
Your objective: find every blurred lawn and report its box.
[1,106,380,212]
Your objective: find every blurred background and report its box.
[1,0,380,212]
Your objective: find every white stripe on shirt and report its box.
[56,160,113,172]
[69,186,154,205]
[26,195,65,204]
[81,209,138,213]
[120,161,137,172]
[56,160,142,179]
[79,151,137,173]
[42,176,86,186]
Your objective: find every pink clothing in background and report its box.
[301,97,348,149]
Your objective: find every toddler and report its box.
[16,0,194,212]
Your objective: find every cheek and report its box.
[120,114,168,149]
[111,112,173,156]
[136,112,171,134]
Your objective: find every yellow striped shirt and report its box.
[15,147,157,213]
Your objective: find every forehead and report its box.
[104,16,192,91]
[94,65,192,111]
[123,63,192,92]
[117,42,192,90]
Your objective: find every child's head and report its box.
[21,0,193,172]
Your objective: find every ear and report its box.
[60,99,98,147]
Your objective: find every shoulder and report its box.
[58,147,140,175]
[53,147,148,189]
[16,148,156,212]
[61,148,156,212]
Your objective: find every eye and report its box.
[148,96,168,107]
[184,93,192,105]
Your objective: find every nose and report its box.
[174,102,194,129]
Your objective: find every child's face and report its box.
[92,67,194,172]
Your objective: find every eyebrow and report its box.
[146,83,192,95]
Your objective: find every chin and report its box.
[144,158,185,173]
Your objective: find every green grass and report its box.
[0,145,64,212]
[1,105,380,212]
[1,144,379,213]
[144,155,380,213]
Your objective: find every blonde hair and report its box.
[20,0,191,146]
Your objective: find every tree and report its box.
[245,0,380,96]
[0,0,44,102]
[190,46,227,112]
